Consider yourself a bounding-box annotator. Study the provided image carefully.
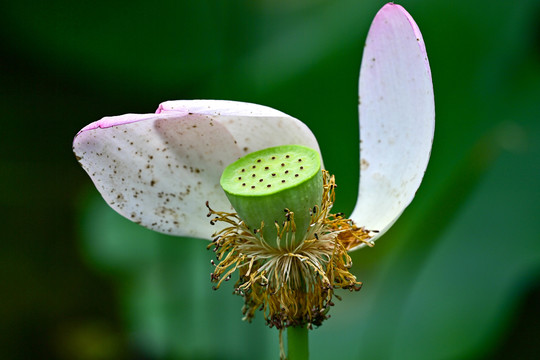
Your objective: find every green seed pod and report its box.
[220,145,323,248]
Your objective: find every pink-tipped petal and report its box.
[350,4,435,247]
[74,100,319,239]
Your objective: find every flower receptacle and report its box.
[220,145,323,247]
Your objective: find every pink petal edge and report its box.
[386,3,431,77]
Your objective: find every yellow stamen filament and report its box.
[206,171,376,330]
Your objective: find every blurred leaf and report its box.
[391,119,540,359]
[80,192,280,359]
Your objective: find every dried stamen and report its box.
[207,171,375,330]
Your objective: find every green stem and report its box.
[287,326,309,359]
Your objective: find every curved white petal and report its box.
[158,100,320,156]
[73,100,320,239]
[350,4,435,247]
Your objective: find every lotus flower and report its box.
[73,2,434,352]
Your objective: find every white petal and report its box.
[158,100,320,157]
[73,100,320,239]
[350,4,435,247]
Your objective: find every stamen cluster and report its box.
[207,171,375,329]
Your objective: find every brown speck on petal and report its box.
[361,158,370,171]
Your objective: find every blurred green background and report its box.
[1,0,539,359]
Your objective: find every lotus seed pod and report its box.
[220,145,323,247]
